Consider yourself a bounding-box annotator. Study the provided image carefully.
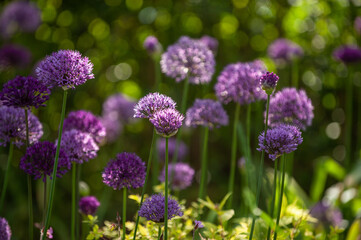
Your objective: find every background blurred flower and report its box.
[310,201,343,227]
[157,138,188,162]
[134,92,176,119]
[0,217,11,240]
[354,17,361,35]
[199,35,218,53]
[102,93,136,124]
[79,196,100,215]
[0,44,31,70]
[159,163,195,190]
[100,117,123,143]
[333,45,361,63]
[267,38,303,64]
[143,36,162,56]
[150,108,184,137]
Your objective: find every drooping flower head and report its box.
[103,93,136,124]
[157,138,188,162]
[0,44,31,70]
[159,163,195,190]
[267,38,304,64]
[185,99,229,129]
[79,196,100,215]
[143,36,162,56]
[215,60,267,105]
[150,108,184,138]
[268,88,314,130]
[0,106,43,147]
[0,217,11,240]
[138,193,183,223]
[0,76,50,109]
[354,17,361,35]
[161,36,215,84]
[63,110,106,144]
[310,201,343,227]
[59,129,99,164]
[20,141,70,181]
[260,72,279,95]
[257,124,303,160]
[199,35,218,53]
[36,50,94,90]
[333,45,361,63]
[102,152,146,190]
[100,117,123,143]
[134,92,176,119]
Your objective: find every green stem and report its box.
[180,76,190,114]
[291,60,299,88]
[71,163,77,240]
[158,226,162,240]
[25,109,34,240]
[154,57,162,91]
[76,165,81,240]
[266,158,278,240]
[42,90,68,240]
[249,94,270,240]
[245,104,253,190]
[133,129,156,240]
[199,127,209,200]
[123,187,127,240]
[274,155,286,240]
[0,142,14,212]
[164,138,169,240]
[345,70,353,169]
[43,177,47,227]
[227,103,240,209]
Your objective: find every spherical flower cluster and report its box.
[159,163,195,190]
[36,50,94,89]
[143,36,162,56]
[185,99,229,129]
[333,45,361,63]
[268,88,314,130]
[161,36,215,84]
[0,106,43,147]
[79,196,100,215]
[150,108,184,137]
[260,72,279,95]
[102,152,146,190]
[20,141,70,181]
[310,201,343,227]
[138,193,183,223]
[267,38,304,63]
[0,44,31,70]
[215,60,267,105]
[59,129,99,164]
[0,217,11,240]
[134,92,176,119]
[103,93,136,124]
[100,117,123,143]
[199,35,218,53]
[63,110,106,144]
[157,138,188,162]
[257,124,303,160]
[0,76,50,109]
[354,17,361,35]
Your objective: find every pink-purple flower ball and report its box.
[79,196,100,215]
[0,217,11,240]
[0,44,32,70]
[260,72,279,95]
[150,108,184,138]
[159,163,195,190]
[333,45,361,63]
[143,36,162,55]
[199,35,218,53]
[267,38,303,63]
[134,92,176,119]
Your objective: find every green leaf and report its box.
[219,209,234,223]
[346,219,361,240]
[219,192,232,210]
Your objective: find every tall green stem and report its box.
[199,127,209,199]
[43,177,47,227]
[345,70,353,169]
[42,90,68,240]
[245,104,254,190]
[249,95,270,240]
[274,155,286,240]
[123,187,127,240]
[158,226,162,240]
[266,158,278,240]
[25,109,34,240]
[164,138,169,240]
[0,142,14,211]
[71,163,77,240]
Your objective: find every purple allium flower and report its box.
[0,1,41,38]
[0,217,11,240]
[63,110,106,144]
[354,17,361,35]
[102,93,136,124]
[161,36,215,84]
[143,36,162,55]
[157,138,188,162]
[194,220,204,230]
[0,106,43,147]
[215,60,267,105]
[36,50,94,90]
[79,196,100,215]
[333,45,361,63]
[267,38,303,63]
[185,99,229,129]
[0,44,31,70]
[0,76,50,109]
[199,35,218,53]
[159,163,195,190]
[260,72,279,95]
[268,88,314,130]
[310,201,343,227]
[102,152,146,190]
[20,141,70,181]
[134,92,176,119]
[257,124,303,160]
[138,193,183,223]
[150,108,184,138]
[100,117,123,143]
[59,129,99,164]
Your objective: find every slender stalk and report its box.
[266,158,278,240]
[43,177,47,227]
[76,165,81,240]
[133,129,156,240]
[123,187,127,240]
[0,142,14,211]
[164,138,169,240]
[154,57,162,91]
[71,163,77,240]
[249,94,270,240]
[199,127,209,199]
[42,90,68,240]
[274,155,286,240]
[345,70,353,169]
[245,104,253,190]
[227,103,240,209]
[25,109,34,240]
[158,226,162,240]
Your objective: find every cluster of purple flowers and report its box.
[159,163,195,190]
[310,201,343,227]
[333,45,361,63]
[0,44,32,70]
[150,108,184,137]
[199,35,218,53]
[79,196,100,215]
[0,217,11,240]
[259,72,279,95]
[134,92,176,119]
[267,38,303,64]
[157,138,188,162]
[144,36,163,56]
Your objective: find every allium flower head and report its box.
[103,93,135,124]
[59,129,99,164]
[333,45,361,63]
[185,99,228,129]
[134,92,176,119]
[310,201,343,227]
[215,60,267,105]
[36,50,94,89]
[100,117,123,143]
[354,17,361,35]
[63,110,106,144]
[150,108,184,138]
[159,163,195,190]
[79,196,100,215]
[257,124,303,160]
[268,88,314,130]
[161,36,215,84]
[143,36,162,56]
[268,38,303,63]
[0,76,50,109]
[260,72,279,95]
[157,138,188,162]
[0,217,11,240]
[0,44,31,70]
[20,141,70,181]
[138,193,183,223]
[0,106,43,147]
[102,152,146,190]
[199,35,218,53]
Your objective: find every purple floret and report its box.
[194,220,204,230]
[215,60,267,105]
[20,141,70,181]
[157,138,188,162]
[257,124,303,160]
[185,99,228,129]
[134,92,176,119]
[159,163,195,190]
[267,38,303,63]
[143,36,162,55]
[333,45,361,63]
[0,217,11,240]
[102,93,136,124]
[36,50,94,90]
[0,76,50,109]
[79,196,100,215]
[0,44,31,70]
[199,35,218,53]
[150,108,184,138]
[161,36,215,84]
[268,88,314,130]
[138,193,183,223]
[260,72,279,94]
[102,152,146,190]
[310,201,343,227]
